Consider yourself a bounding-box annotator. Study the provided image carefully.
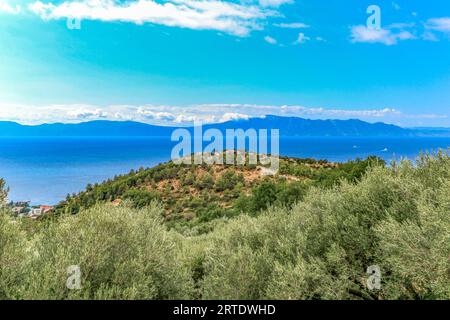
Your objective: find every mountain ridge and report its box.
[0,115,446,137]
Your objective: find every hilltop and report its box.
[52,153,383,233]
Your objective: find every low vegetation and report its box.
[51,154,383,234]
[1,152,449,300]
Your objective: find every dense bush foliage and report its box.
[279,155,385,188]
[214,170,245,192]
[2,204,193,299]
[195,153,450,300]
[0,179,8,207]
[122,188,160,208]
[235,179,310,214]
[1,153,449,300]
[0,210,28,299]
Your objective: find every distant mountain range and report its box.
[0,116,448,137]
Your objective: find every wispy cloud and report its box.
[1,103,445,127]
[258,0,293,8]
[425,17,450,33]
[388,22,416,29]
[422,31,439,42]
[0,0,20,14]
[350,25,415,45]
[28,0,279,36]
[0,104,254,125]
[392,2,400,11]
[264,35,277,44]
[273,22,309,29]
[293,32,310,44]
[351,17,450,45]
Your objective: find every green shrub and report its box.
[122,188,160,208]
[214,171,244,192]
[0,210,29,299]
[1,152,449,300]
[194,173,215,190]
[235,180,308,215]
[194,153,450,300]
[19,204,193,300]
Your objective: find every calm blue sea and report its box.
[1,136,449,205]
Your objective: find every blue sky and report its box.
[0,0,449,126]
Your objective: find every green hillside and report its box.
[51,154,383,234]
[1,152,449,300]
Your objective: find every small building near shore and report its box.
[29,205,54,219]
[40,205,54,213]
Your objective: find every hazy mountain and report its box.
[0,120,175,137]
[0,116,435,137]
[411,127,450,137]
[204,116,413,136]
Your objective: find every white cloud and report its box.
[221,112,250,121]
[392,2,400,11]
[425,17,450,33]
[422,31,439,42]
[273,22,309,29]
[67,107,108,119]
[137,108,176,121]
[258,0,292,8]
[28,0,279,36]
[2,103,442,127]
[388,22,415,29]
[351,17,450,44]
[293,32,310,44]
[264,35,277,44]
[0,0,20,14]
[350,25,415,45]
